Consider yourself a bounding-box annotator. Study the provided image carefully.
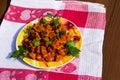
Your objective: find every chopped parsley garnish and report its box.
[60,31,66,35]
[43,19,49,24]
[56,31,60,38]
[47,13,53,18]
[32,38,40,46]
[41,31,47,35]
[56,31,66,38]
[24,26,32,34]
[45,38,51,45]
[53,17,59,25]
[46,13,59,26]
[51,26,56,29]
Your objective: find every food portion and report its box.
[11,13,81,63]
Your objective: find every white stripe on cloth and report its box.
[62,1,105,12]
[11,0,65,10]
[87,2,106,13]
[11,0,105,12]
[78,28,104,77]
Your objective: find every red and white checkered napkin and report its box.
[0,0,106,80]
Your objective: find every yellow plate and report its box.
[16,17,82,68]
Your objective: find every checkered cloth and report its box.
[0,0,106,80]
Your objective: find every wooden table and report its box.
[0,0,120,80]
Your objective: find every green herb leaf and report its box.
[47,13,53,18]
[43,19,49,24]
[23,27,32,38]
[24,26,32,34]
[65,40,80,57]
[51,26,56,29]
[45,38,51,45]
[56,31,66,38]
[18,46,27,53]
[53,17,59,25]
[11,46,27,58]
[41,31,47,35]
[11,50,21,58]
[66,46,80,57]
[56,31,60,38]
[60,31,66,35]
[32,38,40,46]
[66,40,76,47]
[27,27,32,32]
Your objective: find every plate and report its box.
[16,16,82,68]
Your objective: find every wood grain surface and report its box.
[0,0,120,80]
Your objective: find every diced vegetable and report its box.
[74,36,80,41]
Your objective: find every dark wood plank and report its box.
[0,0,120,80]
[103,0,120,80]
[82,0,120,80]
[0,0,7,18]
[0,0,10,24]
